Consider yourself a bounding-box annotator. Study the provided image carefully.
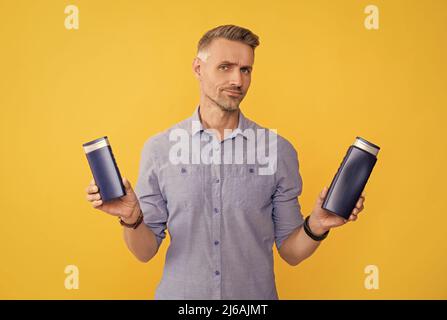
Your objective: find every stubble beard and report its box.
[206,91,241,113]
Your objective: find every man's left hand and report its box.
[308,186,366,235]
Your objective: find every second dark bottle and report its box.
[322,137,380,220]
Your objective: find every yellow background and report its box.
[1,0,446,299]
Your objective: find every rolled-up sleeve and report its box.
[135,137,168,248]
[272,139,305,250]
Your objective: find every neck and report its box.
[198,98,239,141]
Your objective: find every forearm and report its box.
[122,209,159,263]
[279,215,328,266]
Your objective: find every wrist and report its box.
[303,215,330,242]
[121,205,141,225]
[308,214,330,236]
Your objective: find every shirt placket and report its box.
[210,135,222,299]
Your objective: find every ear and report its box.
[192,57,201,79]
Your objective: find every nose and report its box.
[228,69,242,88]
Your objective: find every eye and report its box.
[241,68,251,74]
[218,65,229,71]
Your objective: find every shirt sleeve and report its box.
[134,137,168,248]
[272,138,305,250]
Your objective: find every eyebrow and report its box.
[219,61,253,70]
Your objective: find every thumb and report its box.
[318,186,328,204]
[122,177,132,191]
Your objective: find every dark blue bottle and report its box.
[83,136,126,202]
[322,137,380,219]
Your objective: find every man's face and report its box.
[193,38,254,112]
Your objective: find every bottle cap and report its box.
[83,136,109,154]
[353,137,380,156]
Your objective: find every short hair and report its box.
[197,25,260,60]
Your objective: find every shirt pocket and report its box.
[160,164,204,210]
[225,165,275,209]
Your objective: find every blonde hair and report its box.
[197,25,260,60]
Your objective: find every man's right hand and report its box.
[85,177,141,224]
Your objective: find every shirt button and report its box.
[215,179,220,183]
[214,240,219,245]
[215,271,220,276]
[214,208,219,213]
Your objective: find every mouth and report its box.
[224,89,243,97]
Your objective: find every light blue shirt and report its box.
[135,107,304,299]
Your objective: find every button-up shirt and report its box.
[135,107,304,299]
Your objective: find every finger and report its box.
[86,185,98,194]
[322,186,329,197]
[349,214,358,221]
[92,199,103,207]
[86,193,101,202]
[356,196,365,208]
[352,205,364,215]
[356,201,362,209]
[122,177,132,191]
[86,184,98,194]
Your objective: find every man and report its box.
[85,25,365,299]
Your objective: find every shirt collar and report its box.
[190,105,249,140]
